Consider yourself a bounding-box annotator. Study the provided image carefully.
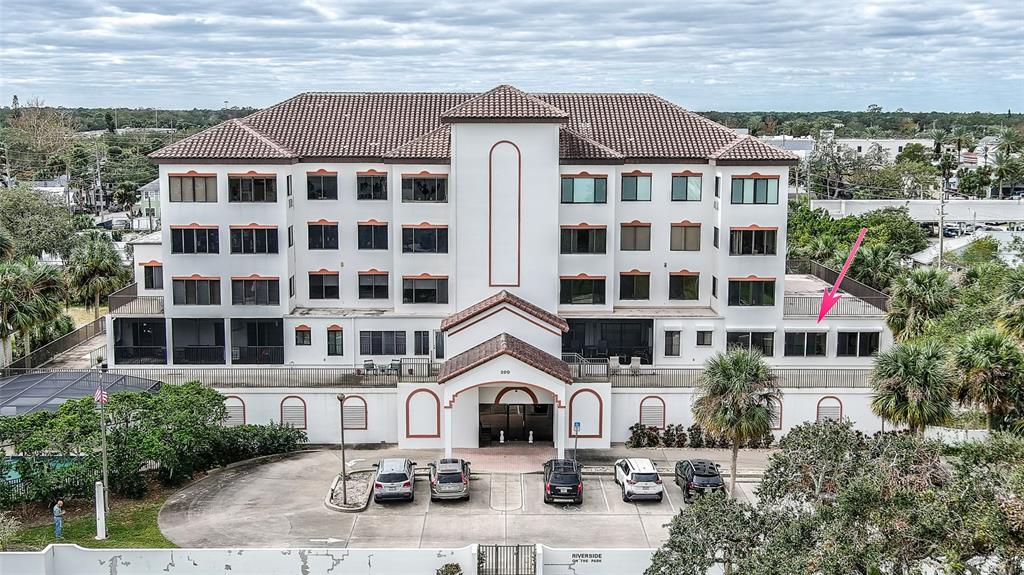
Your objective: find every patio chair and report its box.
[389,359,402,375]
[363,359,377,374]
[608,356,620,374]
[629,356,642,375]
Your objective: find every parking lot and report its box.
[159,450,760,549]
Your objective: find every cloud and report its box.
[0,0,1021,111]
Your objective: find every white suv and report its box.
[614,458,664,502]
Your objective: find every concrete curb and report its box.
[323,469,373,513]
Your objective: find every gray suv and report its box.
[372,458,416,503]
[428,458,471,501]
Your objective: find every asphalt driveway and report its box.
[159,449,760,549]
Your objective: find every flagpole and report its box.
[97,372,109,516]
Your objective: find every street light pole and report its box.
[339,395,347,505]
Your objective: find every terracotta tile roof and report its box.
[710,135,800,163]
[440,290,570,333]
[437,333,573,384]
[440,84,569,122]
[150,85,795,164]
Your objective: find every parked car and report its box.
[372,458,417,503]
[542,459,583,505]
[674,459,725,503]
[613,458,663,502]
[428,458,471,501]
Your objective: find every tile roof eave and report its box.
[713,158,800,166]
[441,117,570,124]
[150,156,298,165]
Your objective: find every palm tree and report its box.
[992,152,1021,197]
[15,258,66,365]
[112,182,138,213]
[870,340,952,434]
[885,267,955,342]
[692,348,780,497]
[949,125,975,158]
[925,128,947,159]
[0,259,65,366]
[997,267,1024,341]
[996,126,1024,155]
[838,245,899,291]
[65,234,129,319]
[950,328,1024,431]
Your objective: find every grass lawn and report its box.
[66,305,107,328]
[8,500,176,551]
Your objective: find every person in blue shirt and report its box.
[53,499,65,539]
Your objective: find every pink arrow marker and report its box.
[817,227,868,323]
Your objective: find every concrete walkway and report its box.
[159,447,768,549]
[39,334,106,369]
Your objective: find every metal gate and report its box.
[478,544,536,575]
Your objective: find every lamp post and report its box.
[336,394,347,505]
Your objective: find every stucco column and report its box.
[443,405,453,458]
[555,405,566,459]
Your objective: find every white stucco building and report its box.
[107,85,893,456]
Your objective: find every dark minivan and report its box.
[675,459,725,502]
[543,459,583,504]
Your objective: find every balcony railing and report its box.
[231,346,285,365]
[113,346,167,364]
[783,295,887,317]
[604,366,872,388]
[787,260,889,312]
[108,283,164,315]
[173,346,226,365]
[6,317,106,368]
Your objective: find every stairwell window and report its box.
[229,175,277,202]
[731,176,779,205]
[561,176,607,204]
[402,176,447,202]
[307,172,338,200]
[621,174,651,201]
[169,175,217,202]
[403,278,448,304]
[729,229,777,255]
[727,279,776,306]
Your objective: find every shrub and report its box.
[662,424,688,448]
[215,423,307,466]
[436,564,463,575]
[626,423,662,448]
[0,511,20,550]
[687,424,705,448]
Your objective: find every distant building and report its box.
[30,175,76,208]
[759,136,815,162]
[137,178,161,224]
[834,138,933,161]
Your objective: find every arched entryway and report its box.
[478,385,555,445]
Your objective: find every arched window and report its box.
[224,396,245,427]
[639,396,666,429]
[769,397,783,430]
[280,396,307,429]
[342,396,367,430]
[816,396,842,422]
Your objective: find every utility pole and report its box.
[336,394,348,505]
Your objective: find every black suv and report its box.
[674,459,725,503]
[543,459,583,504]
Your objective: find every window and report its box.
[730,177,780,204]
[729,229,777,255]
[402,227,448,253]
[402,176,447,202]
[359,274,389,299]
[727,331,775,356]
[785,332,827,357]
[403,278,448,304]
[817,397,842,421]
[309,273,340,300]
[561,176,607,204]
[295,328,311,346]
[172,278,221,305]
[342,397,367,429]
[696,330,712,346]
[327,328,343,356]
[619,274,650,300]
[728,280,776,306]
[289,276,295,297]
[664,331,681,356]
[231,279,280,306]
[671,175,701,201]
[639,397,665,428]
[714,176,720,198]
[837,331,880,357]
[224,397,245,427]
[620,224,651,251]
[171,228,219,254]
[358,175,387,200]
[770,398,782,429]
[560,278,605,305]
[307,173,338,200]
[560,228,606,254]
[169,175,217,202]
[230,227,279,254]
[712,276,718,298]
[308,223,339,250]
[670,225,700,251]
[669,275,699,300]
[434,331,445,359]
[143,265,163,290]
[713,226,720,249]
[287,226,294,247]
[280,397,306,429]
[414,330,430,356]
[359,331,406,355]
[358,223,388,250]
[286,175,292,197]
[621,175,651,201]
[228,175,277,202]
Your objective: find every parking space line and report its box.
[346,514,358,548]
[520,474,527,514]
[665,484,676,514]
[597,477,610,513]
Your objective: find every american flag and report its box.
[93,386,108,405]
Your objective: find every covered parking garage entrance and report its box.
[478,386,554,446]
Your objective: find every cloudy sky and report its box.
[1,0,1022,112]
